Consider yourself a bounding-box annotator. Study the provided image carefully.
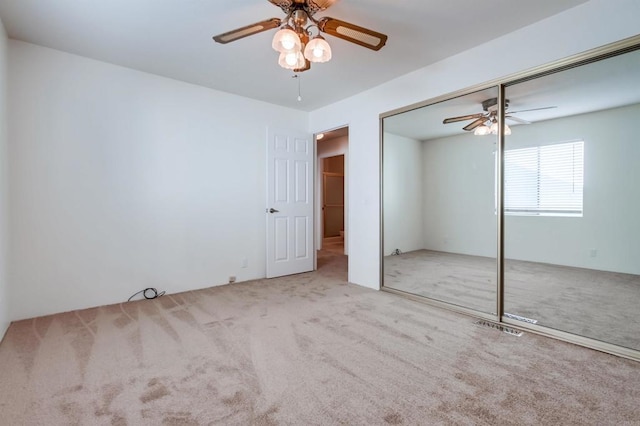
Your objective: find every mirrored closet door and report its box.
[382,87,498,316]
[502,47,640,352]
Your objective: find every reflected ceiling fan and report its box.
[443,98,557,135]
[212,0,388,72]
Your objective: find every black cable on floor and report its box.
[127,287,166,302]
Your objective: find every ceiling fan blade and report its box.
[443,113,485,124]
[506,115,531,125]
[318,17,388,51]
[213,18,281,44]
[463,117,487,131]
[508,106,557,114]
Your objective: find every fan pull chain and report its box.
[293,74,302,102]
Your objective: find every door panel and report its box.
[274,217,289,262]
[294,216,309,258]
[381,86,499,316]
[266,129,314,278]
[503,51,640,351]
[323,173,344,238]
[274,158,289,202]
[323,207,343,237]
[295,161,309,202]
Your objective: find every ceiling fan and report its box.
[443,98,557,135]
[212,0,388,72]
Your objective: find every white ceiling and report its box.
[0,0,588,111]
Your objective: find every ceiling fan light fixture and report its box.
[304,35,332,63]
[278,51,306,70]
[272,27,301,53]
[214,1,388,75]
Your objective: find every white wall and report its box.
[7,41,308,320]
[316,134,349,253]
[383,132,424,255]
[0,19,9,339]
[421,134,497,258]
[309,0,640,289]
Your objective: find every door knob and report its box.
[268,208,279,213]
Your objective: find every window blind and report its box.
[504,141,584,216]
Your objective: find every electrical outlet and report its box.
[589,249,597,258]
[241,257,248,268]
[229,276,236,283]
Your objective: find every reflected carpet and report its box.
[384,249,640,350]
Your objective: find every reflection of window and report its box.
[504,141,584,216]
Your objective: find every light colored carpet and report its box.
[384,249,640,351]
[1,252,639,425]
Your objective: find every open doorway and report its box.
[316,127,349,271]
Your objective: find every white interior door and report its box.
[266,128,314,278]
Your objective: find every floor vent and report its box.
[475,320,523,337]
[504,312,538,324]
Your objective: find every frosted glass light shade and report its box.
[489,121,511,135]
[304,36,332,63]
[278,51,306,70]
[474,124,491,135]
[272,28,301,53]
